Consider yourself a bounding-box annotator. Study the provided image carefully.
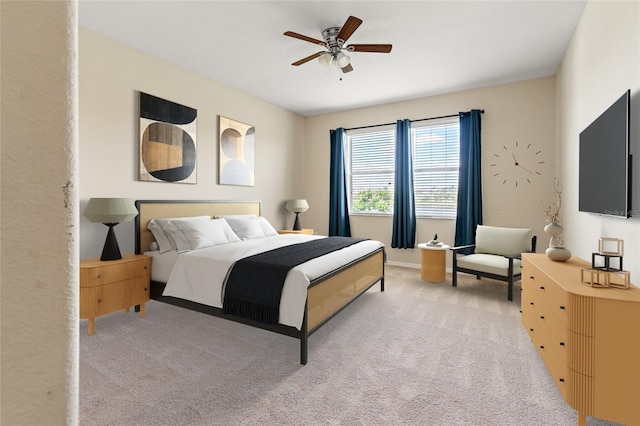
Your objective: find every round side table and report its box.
[417,243,450,282]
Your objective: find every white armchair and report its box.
[450,225,537,301]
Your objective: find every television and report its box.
[579,90,631,217]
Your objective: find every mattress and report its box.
[158,234,384,330]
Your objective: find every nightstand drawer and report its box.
[80,256,150,287]
[80,280,127,318]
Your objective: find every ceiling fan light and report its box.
[318,52,331,68]
[336,52,350,67]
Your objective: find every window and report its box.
[412,118,460,218]
[346,117,459,219]
[347,127,395,215]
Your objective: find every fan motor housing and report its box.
[322,27,344,54]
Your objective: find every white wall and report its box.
[557,1,640,281]
[1,1,79,424]
[304,77,557,267]
[79,29,307,259]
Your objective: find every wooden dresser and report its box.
[80,253,151,335]
[521,253,640,425]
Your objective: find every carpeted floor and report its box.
[79,266,618,425]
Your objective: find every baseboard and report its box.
[386,260,452,274]
[386,260,420,269]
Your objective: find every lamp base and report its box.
[101,223,122,261]
[292,213,302,231]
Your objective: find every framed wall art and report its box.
[219,116,254,186]
[139,92,197,184]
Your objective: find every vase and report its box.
[544,221,571,262]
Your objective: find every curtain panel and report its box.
[391,119,416,248]
[454,110,483,253]
[329,128,352,237]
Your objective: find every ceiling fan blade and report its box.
[284,31,326,47]
[341,63,354,73]
[336,16,362,43]
[291,51,326,66]
[347,44,393,53]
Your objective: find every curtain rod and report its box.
[344,109,484,132]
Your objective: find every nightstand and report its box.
[417,243,450,282]
[80,253,151,335]
[278,229,314,235]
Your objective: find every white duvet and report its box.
[162,234,385,330]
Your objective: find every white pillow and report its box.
[256,216,278,237]
[148,215,210,253]
[223,215,278,240]
[168,218,241,252]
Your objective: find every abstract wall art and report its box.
[139,92,197,184]
[219,116,255,186]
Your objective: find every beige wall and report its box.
[557,1,640,282]
[79,29,307,259]
[1,1,79,424]
[304,77,557,267]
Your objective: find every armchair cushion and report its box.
[474,225,533,256]
[456,253,522,277]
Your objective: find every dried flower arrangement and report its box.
[542,179,562,222]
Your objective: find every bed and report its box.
[134,200,385,364]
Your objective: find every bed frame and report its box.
[134,200,385,365]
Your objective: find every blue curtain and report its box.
[391,119,416,248]
[329,128,351,237]
[455,110,483,253]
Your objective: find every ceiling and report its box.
[78,1,586,117]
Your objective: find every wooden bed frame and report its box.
[134,200,385,365]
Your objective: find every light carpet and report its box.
[80,266,618,425]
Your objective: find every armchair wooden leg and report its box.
[508,279,513,301]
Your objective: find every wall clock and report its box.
[490,141,544,187]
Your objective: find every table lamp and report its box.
[286,199,309,230]
[83,198,139,261]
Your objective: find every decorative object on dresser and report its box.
[541,179,571,262]
[581,237,630,289]
[450,225,536,301]
[83,198,139,261]
[219,116,255,186]
[285,199,309,230]
[139,92,197,184]
[80,253,151,335]
[521,253,640,426]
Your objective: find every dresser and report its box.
[80,253,151,335]
[521,253,640,426]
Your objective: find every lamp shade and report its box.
[286,199,309,213]
[83,198,138,224]
[318,52,331,68]
[336,52,350,68]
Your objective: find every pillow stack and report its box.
[147,214,279,253]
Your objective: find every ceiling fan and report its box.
[284,16,392,74]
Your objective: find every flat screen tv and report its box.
[579,90,631,217]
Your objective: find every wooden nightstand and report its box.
[278,229,314,235]
[80,253,151,335]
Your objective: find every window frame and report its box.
[345,117,460,219]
